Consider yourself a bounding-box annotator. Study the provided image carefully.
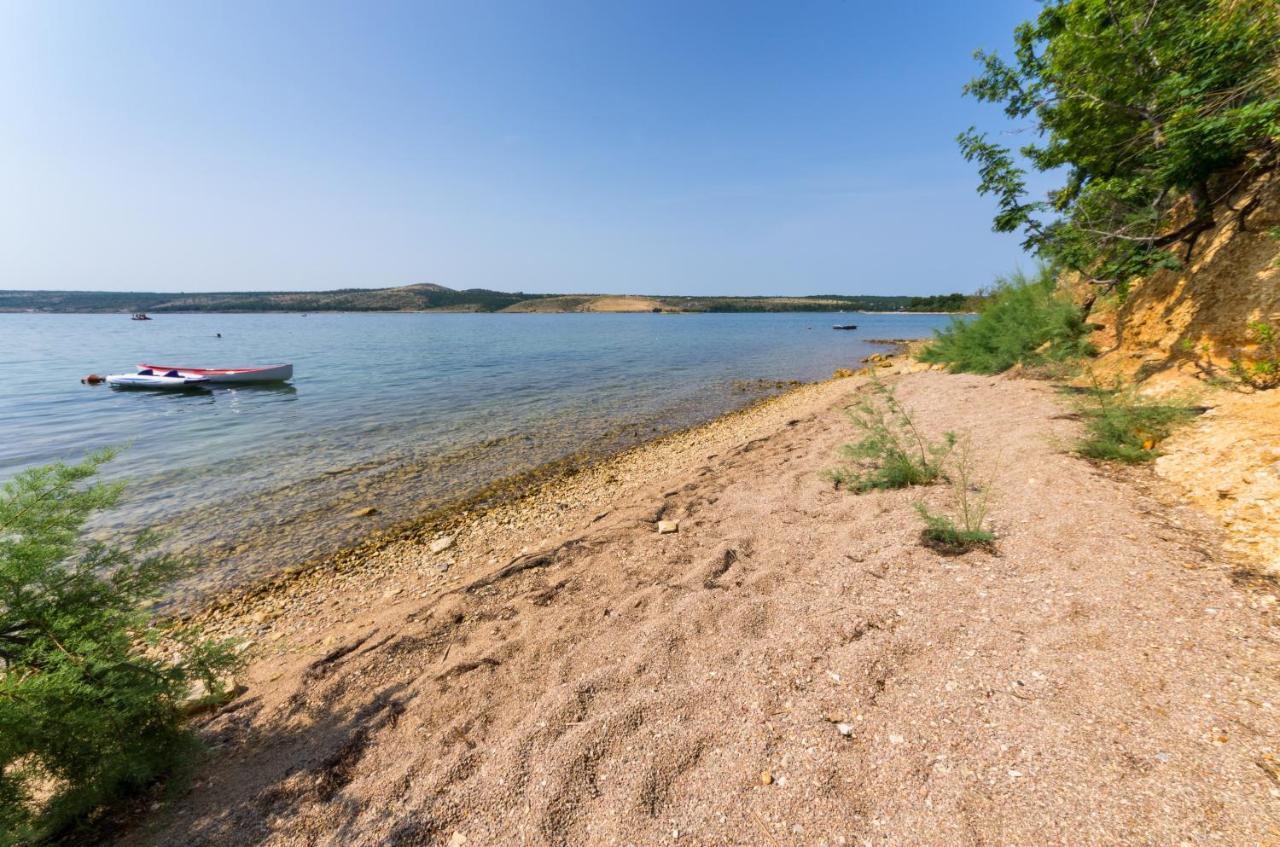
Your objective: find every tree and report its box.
[959,0,1280,304]
[0,453,238,844]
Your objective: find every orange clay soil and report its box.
[121,369,1280,847]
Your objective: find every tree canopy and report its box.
[959,0,1280,293]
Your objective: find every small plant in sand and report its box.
[0,452,240,844]
[829,377,954,492]
[1229,321,1280,390]
[1072,378,1198,463]
[915,436,995,554]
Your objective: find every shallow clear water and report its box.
[0,311,952,598]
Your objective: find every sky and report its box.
[0,0,1048,296]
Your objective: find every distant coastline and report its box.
[0,284,981,315]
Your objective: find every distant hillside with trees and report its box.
[0,284,979,314]
[0,284,542,314]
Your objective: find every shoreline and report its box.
[184,359,898,637]
[154,375,810,608]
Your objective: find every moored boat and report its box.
[137,363,293,383]
[106,369,209,389]
[832,324,858,330]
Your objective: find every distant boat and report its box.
[138,363,293,383]
[106,369,208,389]
[832,324,858,331]
[131,313,152,321]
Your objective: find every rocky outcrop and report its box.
[1067,166,1280,389]
[1063,166,1280,576]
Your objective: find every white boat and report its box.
[106,370,210,389]
[137,363,293,383]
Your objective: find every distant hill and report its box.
[0,284,543,314]
[0,285,976,314]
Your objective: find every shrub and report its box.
[915,436,995,554]
[1073,383,1197,463]
[917,267,1093,374]
[0,452,238,844]
[829,378,954,492]
[1230,321,1280,390]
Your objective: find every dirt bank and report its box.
[1155,387,1280,576]
[1063,165,1280,387]
[125,368,1279,846]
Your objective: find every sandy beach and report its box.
[111,358,1280,847]
[9,4,1278,844]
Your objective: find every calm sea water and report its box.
[0,311,953,599]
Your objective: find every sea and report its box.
[0,310,955,601]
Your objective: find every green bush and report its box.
[829,378,954,492]
[1230,321,1280,390]
[915,436,996,554]
[918,267,1093,374]
[0,453,238,844]
[1074,385,1197,463]
[916,507,996,554]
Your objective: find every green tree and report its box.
[959,0,1280,305]
[0,453,237,844]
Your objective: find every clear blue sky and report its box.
[0,1,1045,296]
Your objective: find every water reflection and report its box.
[211,383,299,399]
[1,310,958,603]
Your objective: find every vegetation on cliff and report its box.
[0,454,238,844]
[959,0,1280,303]
[1072,385,1199,463]
[1231,320,1280,389]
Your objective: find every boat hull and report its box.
[138,363,293,383]
[106,374,209,389]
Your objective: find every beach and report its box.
[127,358,1280,846]
[9,3,1279,843]
[0,311,955,604]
